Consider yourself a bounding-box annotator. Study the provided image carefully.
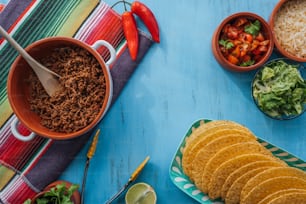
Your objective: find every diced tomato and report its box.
[220,46,229,56]
[231,46,241,58]
[227,26,239,39]
[252,48,262,56]
[240,43,249,57]
[255,32,265,41]
[241,43,250,51]
[219,18,269,67]
[239,33,253,43]
[245,34,253,43]
[222,24,231,33]
[250,40,260,51]
[252,39,260,45]
[258,45,268,52]
[254,54,263,62]
[259,40,270,46]
[242,55,251,62]
[227,55,239,65]
[233,39,242,46]
[240,51,246,57]
[234,17,248,27]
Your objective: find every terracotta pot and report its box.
[31,180,80,204]
[269,0,306,62]
[212,12,274,72]
[7,37,116,141]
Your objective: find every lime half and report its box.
[125,182,157,204]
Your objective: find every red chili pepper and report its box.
[0,4,5,12]
[131,1,160,43]
[122,11,139,60]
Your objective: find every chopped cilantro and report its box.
[240,60,255,67]
[23,182,79,204]
[218,39,234,49]
[244,20,261,36]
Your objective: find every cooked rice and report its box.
[273,0,306,58]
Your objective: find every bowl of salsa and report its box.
[212,12,274,72]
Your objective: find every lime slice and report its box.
[125,182,157,204]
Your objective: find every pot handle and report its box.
[91,40,116,66]
[11,117,36,142]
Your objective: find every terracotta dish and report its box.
[212,12,274,72]
[269,0,306,62]
[7,37,115,141]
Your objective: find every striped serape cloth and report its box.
[0,0,153,203]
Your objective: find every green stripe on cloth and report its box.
[57,0,99,37]
[0,88,7,107]
[0,0,98,127]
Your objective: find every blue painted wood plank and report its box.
[61,0,306,203]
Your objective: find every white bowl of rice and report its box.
[269,0,306,62]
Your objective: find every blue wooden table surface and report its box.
[3,0,305,203]
[64,0,306,203]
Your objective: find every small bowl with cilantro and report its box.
[252,58,306,120]
[212,12,274,72]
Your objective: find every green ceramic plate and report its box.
[169,119,306,203]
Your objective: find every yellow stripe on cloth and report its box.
[0,165,15,191]
[57,0,100,37]
[0,99,12,127]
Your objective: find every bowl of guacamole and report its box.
[252,58,306,120]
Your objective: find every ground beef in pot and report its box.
[29,45,107,133]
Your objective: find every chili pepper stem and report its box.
[110,0,131,9]
[123,0,127,11]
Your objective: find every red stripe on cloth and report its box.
[23,138,53,174]
[76,5,124,63]
[85,15,123,61]
[86,12,123,59]
[0,121,47,171]
[0,0,37,44]
[84,11,122,44]
[2,177,36,204]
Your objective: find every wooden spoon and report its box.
[0,26,61,96]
